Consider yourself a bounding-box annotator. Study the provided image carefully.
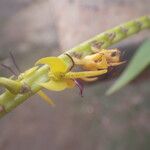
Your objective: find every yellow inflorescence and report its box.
[34,49,123,105]
[73,49,124,71]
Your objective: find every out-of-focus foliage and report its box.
[107,39,150,95]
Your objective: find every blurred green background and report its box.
[0,0,150,150]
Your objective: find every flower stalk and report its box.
[0,16,149,118]
[0,77,22,94]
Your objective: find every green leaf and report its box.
[106,39,150,95]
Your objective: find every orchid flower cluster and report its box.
[35,49,123,105]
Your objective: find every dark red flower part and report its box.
[74,79,84,97]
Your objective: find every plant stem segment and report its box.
[0,77,22,94]
[0,16,149,118]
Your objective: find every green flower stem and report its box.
[0,77,22,94]
[64,16,150,57]
[0,16,149,118]
[0,65,49,117]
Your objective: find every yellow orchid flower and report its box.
[35,56,107,105]
[36,57,76,91]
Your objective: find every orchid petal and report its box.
[37,90,55,106]
[35,57,68,73]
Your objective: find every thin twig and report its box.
[9,51,21,73]
[1,64,17,76]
